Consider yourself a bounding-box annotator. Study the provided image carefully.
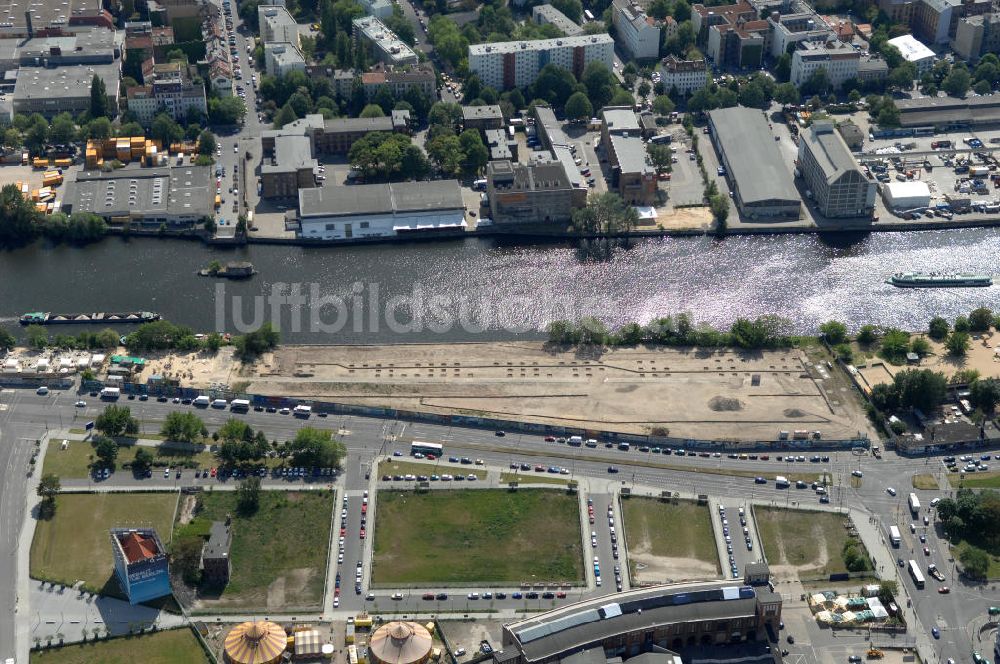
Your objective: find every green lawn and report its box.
[379,459,486,480]
[43,441,216,478]
[372,489,583,586]
[912,474,940,490]
[175,490,333,609]
[754,507,867,577]
[622,497,718,569]
[954,540,1000,579]
[500,472,568,486]
[30,493,178,593]
[956,471,1000,489]
[31,629,209,664]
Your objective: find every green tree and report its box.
[774,53,792,82]
[571,192,639,234]
[647,143,672,172]
[970,378,1000,412]
[233,322,280,358]
[910,336,931,357]
[426,133,463,176]
[968,307,993,332]
[273,103,298,128]
[880,328,910,362]
[709,194,729,227]
[893,368,947,411]
[954,315,970,333]
[132,447,154,474]
[857,324,878,344]
[877,580,898,605]
[83,117,112,140]
[93,436,119,467]
[0,325,15,351]
[96,405,140,437]
[564,91,594,122]
[236,476,262,515]
[928,316,950,341]
[959,545,990,580]
[150,113,183,147]
[551,0,582,21]
[38,473,61,501]
[90,74,109,118]
[288,427,347,468]
[161,411,205,442]
[24,324,48,349]
[946,331,970,356]
[819,320,848,344]
[0,182,40,245]
[360,103,385,118]
[205,332,223,352]
[942,64,972,97]
[49,113,77,145]
[209,96,247,125]
[459,129,489,174]
[197,130,217,156]
[652,95,675,116]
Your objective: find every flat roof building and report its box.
[768,12,835,58]
[612,0,661,60]
[953,13,1000,61]
[353,15,418,66]
[485,128,517,161]
[894,94,1000,128]
[790,40,860,90]
[601,106,656,205]
[261,134,317,199]
[486,159,586,224]
[692,1,769,69]
[707,106,801,220]
[298,180,466,240]
[532,4,583,36]
[660,55,708,95]
[264,42,306,77]
[797,122,875,219]
[361,63,436,101]
[201,520,232,586]
[886,34,935,73]
[0,0,111,39]
[259,4,300,47]
[462,104,505,131]
[469,34,614,90]
[12,61,120,118]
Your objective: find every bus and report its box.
[230,398,251,412]
[908,560,925,589]
[584,9,594,20]
[411,441,443,458]
[889,525,901,547]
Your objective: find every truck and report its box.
[99,387,121,400]
[293,404,312,417]
[889,525,901,547]
[931,140,952,149]
[908,492,921,515]
[775,476,790,488]
[231,398,251,412]
[970,166,990,177]
[193,395,211,406]
[927,563,945,581]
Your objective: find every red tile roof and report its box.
[120,532,158,563]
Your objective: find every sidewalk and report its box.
[16,434,49,664]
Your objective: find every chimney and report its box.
[24,10,32,38]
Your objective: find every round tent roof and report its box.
[369,621,433,664]
[224,620,287,664]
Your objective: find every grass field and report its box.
[31,629,209,664]
[380,459,486,480]
[954,541,1000,579]
[176,490,333,609]
[956,471,1000,489]
[372,489,582,585]
[622,497,719,578]
[43,441,216,478]
[754,507,866,577]
[30,493,178,592]
[912,474,940,490]
[500,472,568,486]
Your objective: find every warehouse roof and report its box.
[299,180,464,217]
[708,106,799,205]
[894,95,1000,127]
[262,134,316,174]
[62,165,214,219]
[609,134,653,176]
[602,106,641,134]
[13,62,120,103]
[462,104,503,122]
[886,34,934,63]
[801,122,860,184]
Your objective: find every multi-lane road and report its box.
[1,386,998,663]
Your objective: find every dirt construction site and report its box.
[222,342,873,441]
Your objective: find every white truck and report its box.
[775,476,790,488]
[99,387,121,400]
[193,395,211,406]
[889,525,901,547]
[908,492,921,515]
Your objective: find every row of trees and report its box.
[123,320,276,358]
[0,183,110,246]
[547,313,793,350]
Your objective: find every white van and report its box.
[567,435,583,446]
[193,395,211,406]
[99,387,120,400]
[293,404,312,417]
[211,398,227,408]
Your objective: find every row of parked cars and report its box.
[381,473,479,482]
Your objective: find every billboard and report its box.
[110,528,171,605]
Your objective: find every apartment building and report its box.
[361,63,436,101]
[360,0,394,19]
[468,34,614,90]
[797,122,875,219]
[660,55,708,95]
[768,12,835,58]
[264,42,306,76]
[601,106,657,205]
[485,159,587,224]
[886,34,935,73]
[258,5,299,46]
[954,12,1000,61]
[126,61,207,125]
[532,4,583,36]
[913,0,991,44]
[462,105,505,132]
[611,0,662,60]
[693,1,769,68]
[262,112,412,155]
[790,40,860,90]
[353,16,418,67]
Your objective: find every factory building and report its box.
[797,122,875,219]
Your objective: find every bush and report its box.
[819,320,848,344]
[968,307,993,332]
[946,331,970,356]
[857,325,878,344]
[928,316,949,341]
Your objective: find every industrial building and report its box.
[789,40,860,90]
[12,61,121,118]
[797,122,875,219]
[611,0,662,60]
[692,1,769,69]
[261,134,317,198]
[462,105,505,132]
[62,165,215,226]
[708,107,801,220]
[882,180,931,210]
[468,34,614,90]
[894,95,1000,128]
[297,180,466,240]
[953,13,1000,61]
[660,56,708,95]
[0,0,111,39]
[0,26,123,72]
[886,34,935,73]
[261,112,411,157]
[486,159,587,224]
[532,4,583,36]
[498,578,782,664]
[109,528,171,605]
[353,15,418,67]
[601,107,657,205]
[485,128,517,161]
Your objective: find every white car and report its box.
[886,487,897,496]
[333,597,340,607]
[74,400,86,407]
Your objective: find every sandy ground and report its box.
[140,347,240,387]
[856,331,1000,389]
[630,552,718,585]
[653,206,714,231]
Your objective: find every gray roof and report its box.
[0,0,104,33]
[263,134,316,174]
[462,104,504,121]
[801,122,860,184]
[708,106,799,205]
[609,134,653,176]
[13,62,121,103]
[323,115,396,133]
[488,159,574,191]
[532,4,583,36]
[62,165,214,220]
[507,582,760,663]
[203,521,231,560]
[468,33,613,56]
[262,113,325,141]
[265,42,305,67]
[603,106,641,135]
[894,94,1000,127]
[299,180,464,217]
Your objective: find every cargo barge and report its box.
[19,311,161,325]
[887,272,993,288]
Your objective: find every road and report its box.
[2,386,998,663]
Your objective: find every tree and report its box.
[24,324,47,349]
[0,183,40,246]
[90,74,109,118]
[819,320,848,345]
[571,192,639,234]
[652,95,675,116]
[233,322,280,358]
[910,336,931,357]
[161,411,205,442]
[288,427,347,468]
[970,378,1000,412]
[172,535,204,585]
[197,130,217,156]
[942,64,972,97]
[37,473,61,501]
[93,436,119,467]
[95,405,139,437]
[709,194,729,226]
[647,143,672,172]
[968,307,993,332]
[0,325,14,351]
[946,331,970,356]
[564,91,593,123]
[954,315,970,333]
[360,103,385,118]
[208,96,247,125]
[888,62,917,90]
[49,113,77,145]
[132,447,154,474]
[236,476,262,514]
[426,133,463,176]
[801,67,831,96]
[83,117,112,140]
[459,129,489,174]
[857,325,878,344]
[880,328,910,362]
[551,0,582,21]
[532,64,578,108]
[959,545,990,580]
[894,368,947,411]
[877,580,898,606]
[273,103,298,129]
[150,113,183,146]
[774,53,792,82]
[928,316,950,341]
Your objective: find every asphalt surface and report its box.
[2,387,999,663]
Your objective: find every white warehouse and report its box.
[882,180,931,210]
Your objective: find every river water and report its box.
[2,230,999,343]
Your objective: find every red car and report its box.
[544,436,556,442]
[937,586,950,594]
[426,454,436,461]
[361,504,368,514]
[360,529,367,539]
[210,467,217,477]
[340,527,346,537]
[423,593,435,600]
[556,591,566,598]
[334,588,341,597]
[923,547,930,556]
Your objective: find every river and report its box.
[2,230,999,343]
